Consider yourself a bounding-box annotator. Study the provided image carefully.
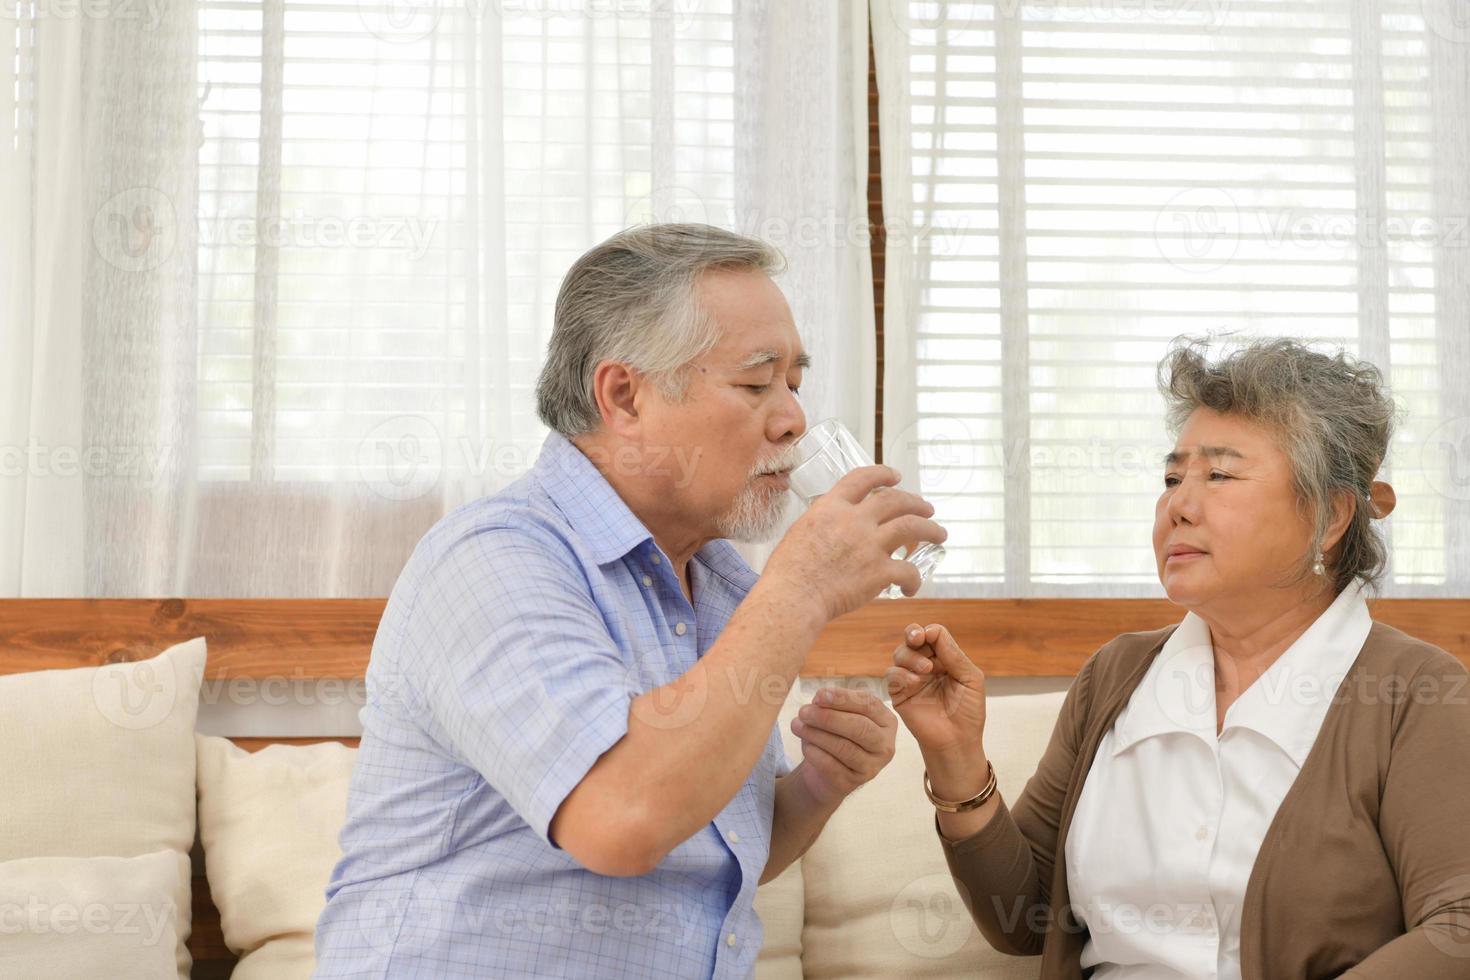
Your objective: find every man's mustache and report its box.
[750,449,798,480]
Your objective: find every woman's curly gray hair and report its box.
[1157,336,1400,596]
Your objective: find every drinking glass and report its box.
[787,418,946,599]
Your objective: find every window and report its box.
[196,0,738,491]
[878,0,1467,595]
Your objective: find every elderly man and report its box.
[313,223,946,978]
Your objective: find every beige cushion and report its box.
[753,684,808,980]
[0,638,206,980]
[195,733,355,980]
[0,849,186,980]
[754,860,805,980]
[798,684,1066,980]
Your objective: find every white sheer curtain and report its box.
[873,0,1470,597]
[4,0,872,596]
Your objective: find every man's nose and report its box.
[772,388,806,444]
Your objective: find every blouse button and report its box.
[642,574,653,587]
[675,622,688,636]
[1195,825,1209,841]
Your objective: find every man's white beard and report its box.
[714,476,791,543]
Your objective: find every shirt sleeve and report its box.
[936,652,1096,957]
[403,524,638,849]
[1342,652,1470,976]
[771,728,795,779]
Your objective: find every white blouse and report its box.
[1064,581,1373,980]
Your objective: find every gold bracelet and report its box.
[924,761,996,813]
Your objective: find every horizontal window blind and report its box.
[891,0,1458,595]
[196,0,736,490]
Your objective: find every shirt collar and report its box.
[1113,580,1373,765]
[535,431,654,565]
[1113,612,1216,755]
[533,432,760,595]
[690,539,760,597]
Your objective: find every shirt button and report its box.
[728,830,740,844]
[651,554,662,565]
[675,622,688,636]
[727,932,737,947]
[642,574,653,587]
[1196,825,1209,841]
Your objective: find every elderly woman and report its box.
[887,337,1470,979]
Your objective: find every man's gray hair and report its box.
[536,223,785,437]
[1157,335,1400,595]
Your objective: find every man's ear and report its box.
[590,360,642,438]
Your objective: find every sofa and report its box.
[0,635,1066,979]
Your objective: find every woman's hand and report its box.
[886,622,989,796]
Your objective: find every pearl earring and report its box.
[1312,551,1326,576]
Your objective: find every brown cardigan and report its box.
[939,619,1470,978]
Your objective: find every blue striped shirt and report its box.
[313,431,792,979]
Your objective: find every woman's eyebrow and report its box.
[1162,446,1247,465]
